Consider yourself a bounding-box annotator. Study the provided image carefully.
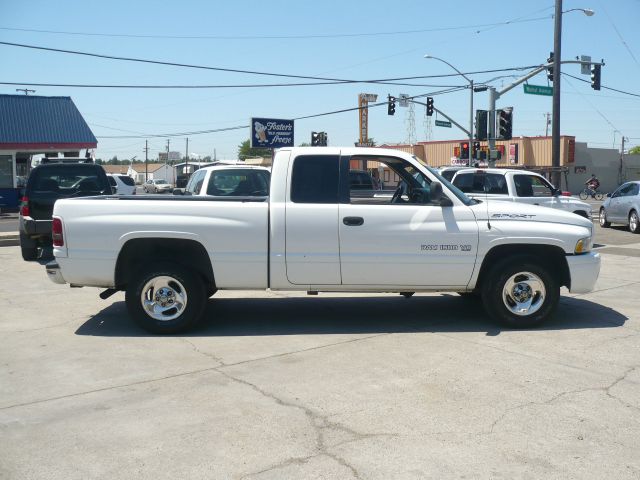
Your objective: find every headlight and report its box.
[574,237,592,254]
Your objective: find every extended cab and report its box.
[46,147,600,333]
[451,168,592,218]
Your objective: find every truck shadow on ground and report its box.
[75,294,627,337]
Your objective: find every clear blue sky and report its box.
[1,0,639,161]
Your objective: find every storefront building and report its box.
[0,94,97,208]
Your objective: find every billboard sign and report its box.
[251,117,294,149]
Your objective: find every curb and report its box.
[0,232,19,247]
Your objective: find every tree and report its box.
[629,146,640,155]
[298,142,311,147]
[237,140,272,161]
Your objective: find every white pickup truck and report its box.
[46,147,600,334]
[450,168,592,218]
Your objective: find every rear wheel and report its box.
[595,192,604,201]
[126,262,206,334]
[599,208,611,228]
[630,210,640,234]
[481,256,559,328]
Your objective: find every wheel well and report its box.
[476,244,570,289]
[115,238,215,290]
[572,210,589,218]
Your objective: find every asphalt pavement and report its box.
[1,228,640,478]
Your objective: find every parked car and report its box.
[107,174,137,195]
[177,165,271,197]
[19,161,111,260]
[143,179,173,193]
[450,168,592,218]
[599,181,640,233]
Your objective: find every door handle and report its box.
[343,216,364,226]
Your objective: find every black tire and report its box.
[594,192,604,201]
[19,233,38,261]
[125,262,206,334]
[579,190,588,200]
[630,210,640,234]
[599,208,611,228]
[481,256,559,329]
[21,246,38,261]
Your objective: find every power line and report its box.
[0,15,552,41]
[0,80,464,89]
[0,40,540,84]
[562,75,619,133]
[96,87,466,139]
[562,72,640,98]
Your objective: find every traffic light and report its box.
[387,95,396,116]
[472,141,480,159]
[311,132,327,146]
[426,97,434,116]
[475,110,488,141]
[460,142,469,160]
[547,52,554,82]
[591,64,601,90]
[497,108,513,140]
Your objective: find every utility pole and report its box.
[166,139,171,185]
[144,140,149,182]
[545,113,551,136]
[185,137,189,180]
[551,0,563,189]
[619,136,627,184]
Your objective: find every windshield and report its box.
[423,164,476,206]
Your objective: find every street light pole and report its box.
[424,55,474,166]
[551,0,563,188]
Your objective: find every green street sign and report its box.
[524,84,553,96]
[434,120,452,128]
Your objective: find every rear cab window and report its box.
[28,165,111,197]
[453,172,507,195]
[290,155,339,203]
[206,169,270,196]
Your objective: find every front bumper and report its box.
[567,252,601,293]
[45,261,66,285]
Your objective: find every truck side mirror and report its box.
[430,181,453,207]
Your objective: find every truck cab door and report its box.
[338,155,479,288]
[284,154,341,285]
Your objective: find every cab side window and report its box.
[186,169,206,194]
[290,155,339,204]
[514,175,552,197]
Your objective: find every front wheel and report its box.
[579,189,588,200]
[599,208,611,228]
[481,256,559,328]
[630,210,640,234]
[126,262,207,334]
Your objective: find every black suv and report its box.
[19,161,112,260]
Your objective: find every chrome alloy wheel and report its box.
[502,271,546,316]
[140,275,188,321]
[630,211,639,233]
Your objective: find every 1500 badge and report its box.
[421,244,472,252]
[491,213,536,219]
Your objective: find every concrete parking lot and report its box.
[1,237,640,479]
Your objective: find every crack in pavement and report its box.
[181,338,225,365]
[486,366,639,435]
[218,370,394,480]
[0,332,389,410]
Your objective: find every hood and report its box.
[468,199,593,229]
